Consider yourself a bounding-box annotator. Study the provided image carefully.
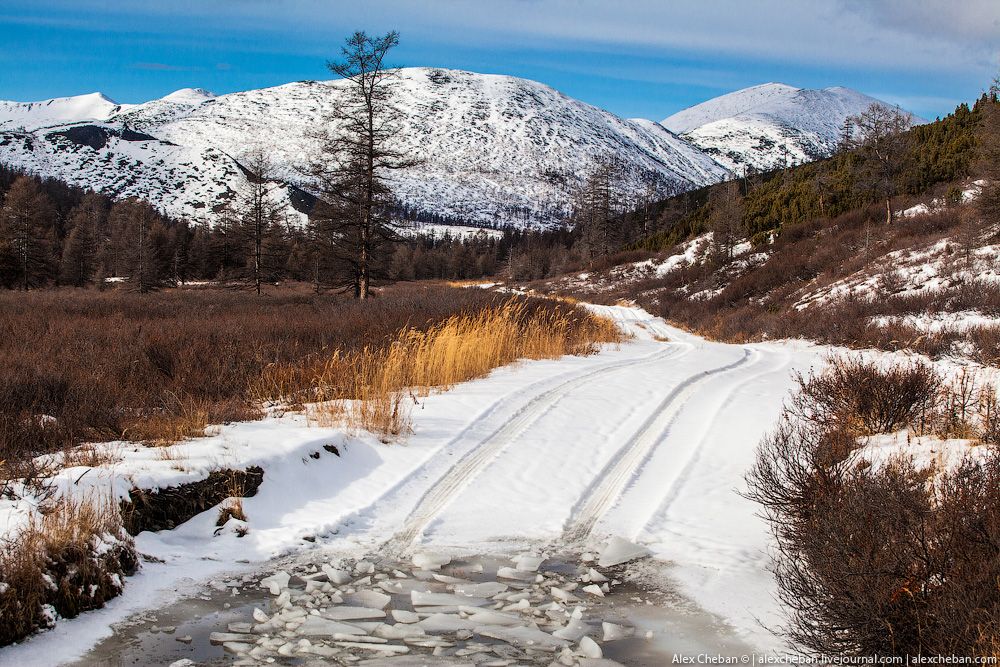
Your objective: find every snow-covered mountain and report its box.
[0,68,727,228]
[661,83,918,172]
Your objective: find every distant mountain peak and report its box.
[161,88,216,104]
[659,82,917,172]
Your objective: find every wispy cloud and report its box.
[130,61,198,71]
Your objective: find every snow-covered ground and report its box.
[0,304,824,665]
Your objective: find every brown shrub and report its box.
[0,283,532,471]
[789,356,941,437]
[747,356,1000,657]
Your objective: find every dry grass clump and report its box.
[215,471,249,528]
[0,496,137,646]
[747,355,1000,657]
[264,299,621,439]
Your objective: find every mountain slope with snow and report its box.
[0,68,728,228]
[661,83,917,172]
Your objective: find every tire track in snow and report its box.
[634,347,794,561]
[560,347,756,545]
[382,343,692,556]
[630,347,787,540]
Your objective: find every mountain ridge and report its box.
[0,72,914,228]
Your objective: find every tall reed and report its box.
[258,299,621,439]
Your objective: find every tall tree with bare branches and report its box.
[846,102,914,225]
[308,30,415,299]
[234,148,282,295]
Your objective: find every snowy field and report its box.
[0,305,825,665]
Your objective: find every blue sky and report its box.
[2,1,998,121]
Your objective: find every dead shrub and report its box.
[748,357,1000,657]
[789,356,940,437]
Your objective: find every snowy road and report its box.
[0,305,821,665]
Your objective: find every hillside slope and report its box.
[0,68,728,227]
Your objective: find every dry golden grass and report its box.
[292,299,621,440]
[0,495,137,645]
[61,443,121,469]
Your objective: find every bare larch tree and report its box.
[234,148,282,295]
[309,30,414,299]
[846,102,914,225]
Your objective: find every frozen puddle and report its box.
[73,541,756,666]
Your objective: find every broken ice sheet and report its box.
[597,536,651,567]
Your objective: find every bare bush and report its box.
[747,357,1000,657]
[789,356,940,437]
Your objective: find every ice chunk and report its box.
[582,584,605,597]
[579,636,603,659]
[597,536,651,567]
[514,555,545,572]
[496,567,535,581]
[355,560,375,575]
[417,613,477,633]
[552,617,589,641]
[260,570,290,595]
[321,606,387,621]
[412,552,451,571]
[322,564,353,585]
[411,591,490,607]
[392,609,421,624]
[333,633,387,643]
[334,641,409,654]
[297,615,367,636]
[210,632,255,644]
[550,587,580,603]
[602,622,630,641]
[475,624,568,650]
[348,589,392,609]
[222,641,254,655]
[587,568,608,583]
[453,581,508,597]
[358,655,473,666]
[374,623,426,640]
[459,607,523,627]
